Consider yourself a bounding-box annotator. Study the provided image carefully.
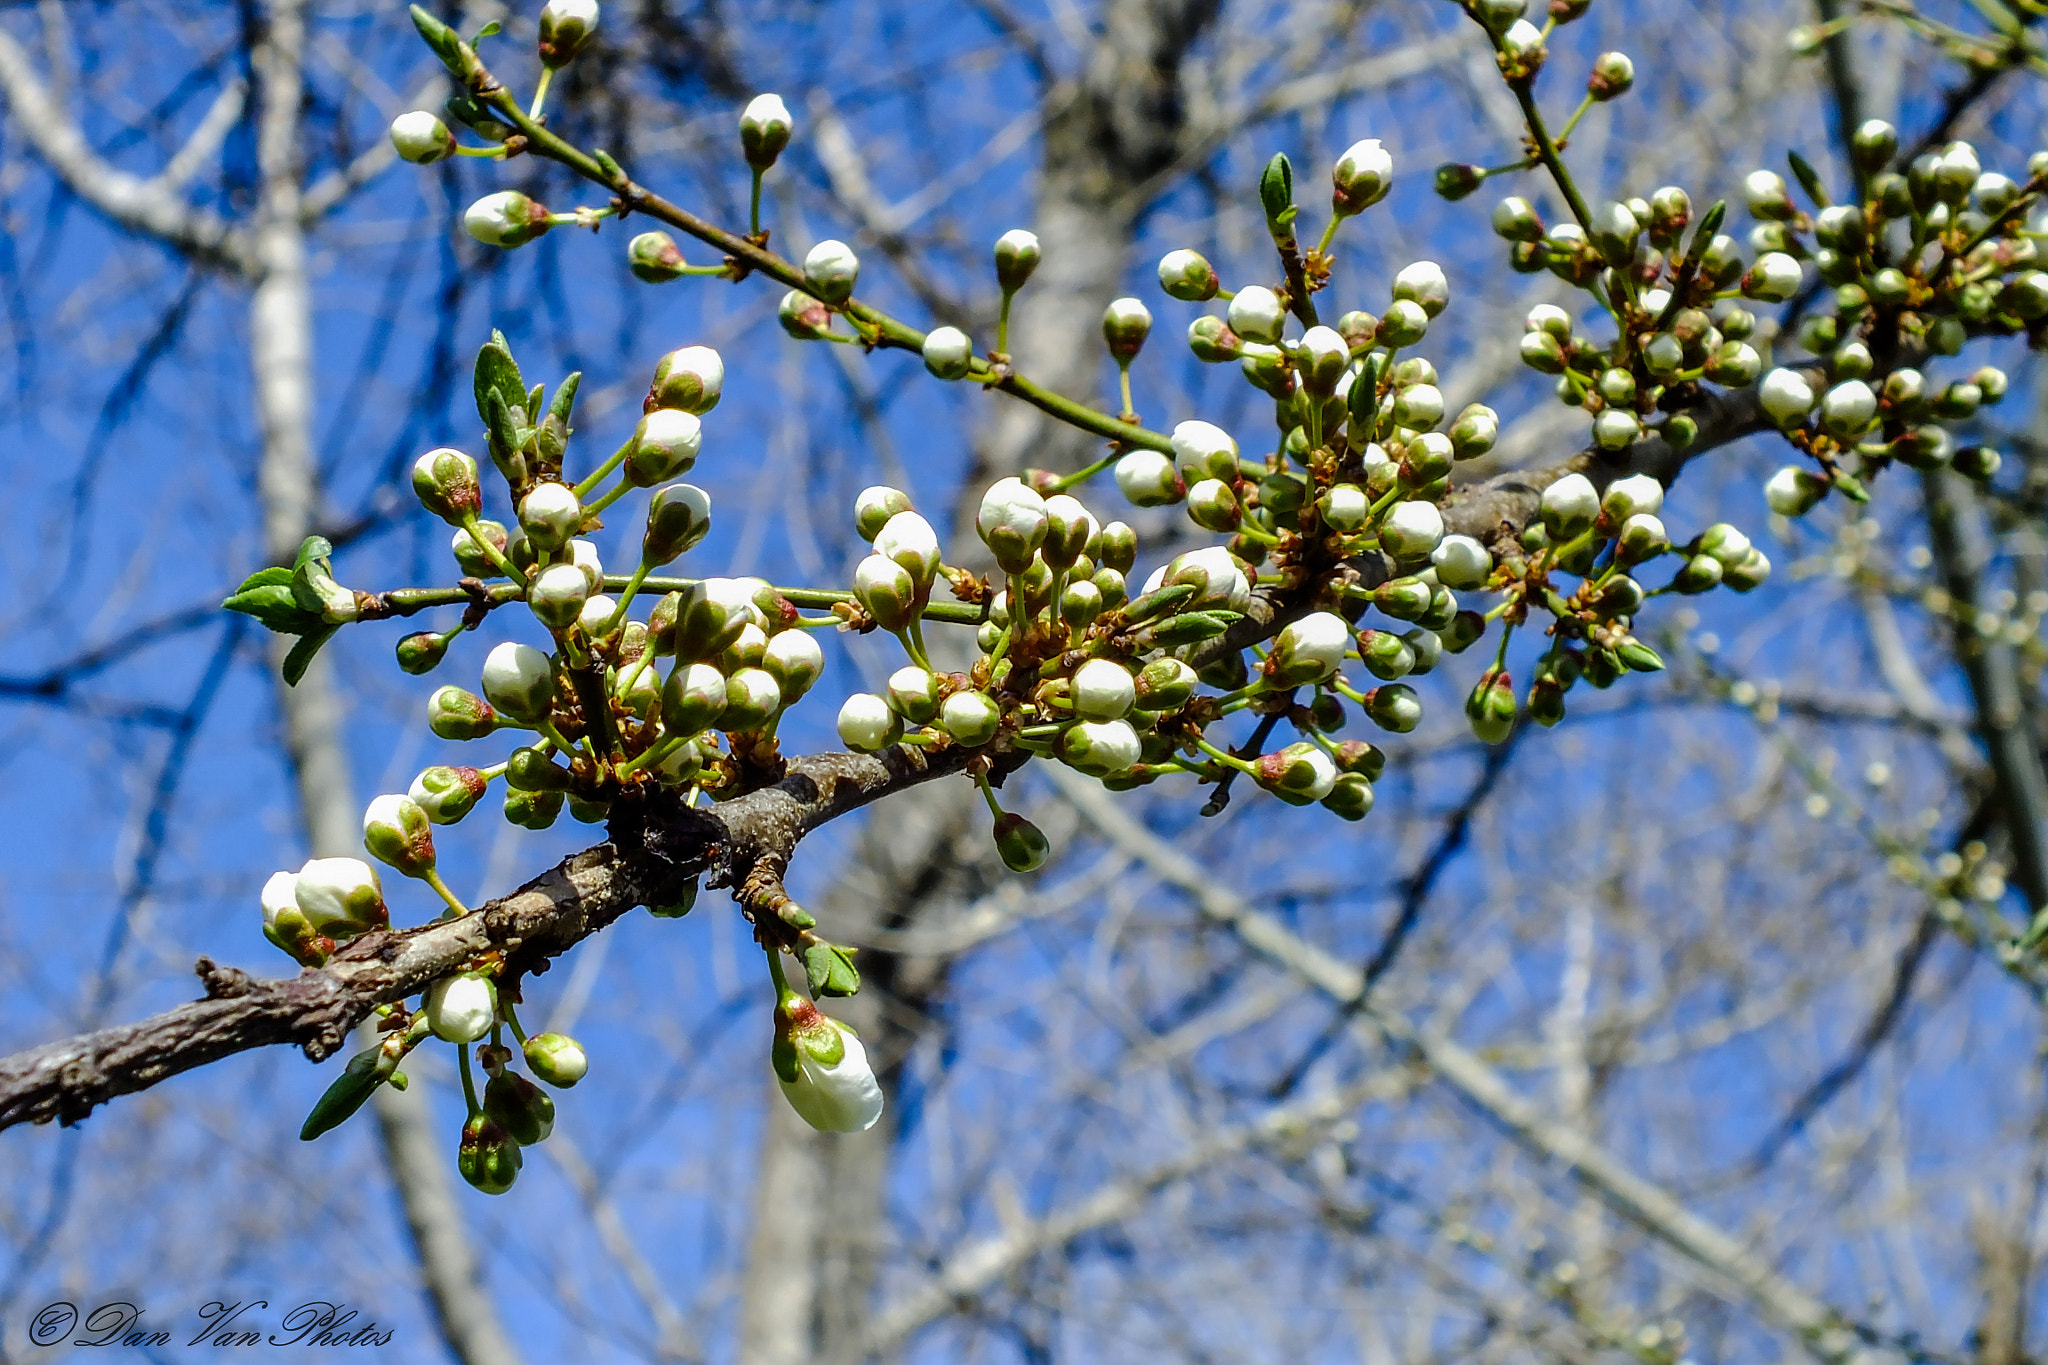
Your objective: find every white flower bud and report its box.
[1742,251,1803,302]
[1269,611,1350,685]
[1332,138,1394,216]
[1525,303,1571,338]
[762,629,824,703]
[1059,718,1141,776]
[624,408,702,487]
[1227,286,1286,344]
[390,110,456,164]
[661,662,728,736]
[1392,383,1445,430]
[1540,472,1600,535]
[1593,408,1640,451]
[528,562,591,631]
[720,667,783,730]
[1617,513,1669,562]
[922,326,974,380]
[854,486,913,541]
[1322,483,1370,532]
[648,345,724,414]
[1379,500,1444,558]
[577,594,619,641]
[518,481,582,551]
[837,693,902,752]
[1157,248,1219,302]
[1764,465,1828,517]
[1072,658,1137,721]
[885,666,942,723]
[874,510,942,592]
[1297,326,1350,395]
[1601,473,1664,521]
[294,857,389,935]
[1102,297,1153,361]
[940,690,1002,746]
[740,93,793,170]
[481,641,555,723]
[1500,18,1545,59]
[853,554,919,631]
[1170,420,1241,482]
[363,793,435,878]
[425,973,497,1044]
[464,190,550,248]
[1759,367,1816,424]
[566,539,604,594]
[1700,523,1753,567]
[1114,450,1182,507]
[994,228,1041,293]
[1391,260,1450,318]
[774,1003,883,1133]
[1820,379,1878,437]
[803,239,860,304]
[976,476,1050,573]
[1431,534,1493,590]
[1744,169,1794,221]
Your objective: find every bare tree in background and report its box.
[3,3,2048,1365]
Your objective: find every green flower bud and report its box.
[504,786,564,830]
[364,793,435,879]
[629,231,692,283]
[1435,162,1484,201]
[854,486,914,541]
[524,1032,589,1087]
[1362,683,1422,733]
[1465,670,1517,743]
[941,689,1002,746]
[1322,772,1375,820]
[1133,658,1197,711]
[1255,742,1337,805]
[622,409,702,487]
[1357,628,1415,680]
[483,1072,556,1146]
[1158,249,1219,302]
[1673,553,1724,593]
[458,1113,522,1195]
[465,190,551,248]
[779,290,834,340]
[397,631,449,675]
[1953,445,2002,482]
[390,110,457,164]
[505,746,571,793]
[994,228,1041,294]
[1331,138,1393,216]
[739,93,793,170]
[428,685,498,740]
[537,0,599,68]
[1722,547,1773,591]
[409,765,487,825]
[662,662,729,737]
[993,812,1050,872]
[1378,298,1429,347]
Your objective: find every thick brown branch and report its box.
[0,745,969,1133]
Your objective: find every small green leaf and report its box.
[547,371,582,427]
[471,18,500,40]
[300,1050,385,1141]
[804,942,861,998]
[474,334,526,430]
[1123,582,1198,624]
[294,535,334,572]
[282,625,341,687]
[1786,150,1830,209]
[222,581,323,635]
[1260,152,1296,233]
[1140,611,1233,647]
[648,875,700,919]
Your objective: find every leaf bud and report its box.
[993,228,1042,294]
[1331,138,1394,217]
[390,110,457,164]
[1362,683,1422,733]
[629,230,691,283]
[1588,51,1635,100]
[364,793,436,879]
[739,92,793,170]
[1059,718,1141,776]
[1226,286,1287,344]
[465,190,551,248]
[803,239,860,304]
[537,0,599,67]
[1492,196,1544,242]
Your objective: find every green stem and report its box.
[454,144,507,159]
[422,867,471,919]
[976,771,1005,819]
[1118,362,1134,419]
[529,65,554,121]
[1195,737,1259,776]
[458,1042,481,1116]
[750,166,765,238]
[573,436,635,499]
[1315,215,1345,255]
[1554,91,1597,143]
[503,999,529,1045]
[997,290,1014,355]
[584,479,634,518]
[1049,448,1123,492]
[1505,76,1592,229]
[602,562,652,638]
[458,511,527,587]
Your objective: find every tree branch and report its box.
[0,744,971,1133]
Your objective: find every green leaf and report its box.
[1123,582,1197,624]
[485,385,527,460]
[804,942,861,998]
[547,371,582,427]
[1260,152,1297,233]
[474,334,526,430]
[300,1050,385,1141]
[409,4,465,71]
[222,581,323,635]
[1786,150,1830,210]
[1141,611,1233,647]
[471,18,500,40]
[294,535,334,572]
[282,625,341,687]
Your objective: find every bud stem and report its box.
[572,436,636,499]
[1554,92,1596,143]
[600,562,653,639]
[1047,448,1123,493]
[976,773,1006,820]
[454,143,508,159]
[750,167,766,239]
[1503,69,1592,230]
[530,66,555,122]
[458,1041,482,1117]
[502,998,530,1045]
[459,511,528,587]
[583,479,632,519]
[423,867,472,919]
